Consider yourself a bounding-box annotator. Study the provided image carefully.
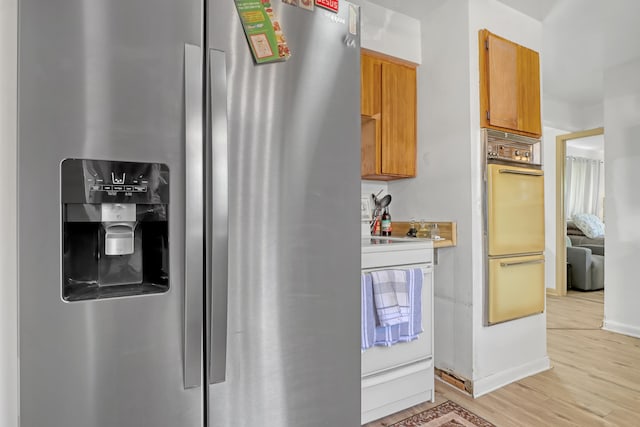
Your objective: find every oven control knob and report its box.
[514,150,521,156]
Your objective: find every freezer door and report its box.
[18,1,204,426]
[488,254,545,324]
[487,163,545,256]
[205,2,362,427]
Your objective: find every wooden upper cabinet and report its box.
[479,30,541,137]
[381,62,416,177]
[361,50,417,180]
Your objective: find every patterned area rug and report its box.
[388,401,496,427]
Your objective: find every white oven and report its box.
[361,237,434,424]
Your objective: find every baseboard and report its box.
[471,356,551,398]
[546,287,559,296]
[602,320,640,339]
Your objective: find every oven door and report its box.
[487,163,544,256]
[488,254,545,324]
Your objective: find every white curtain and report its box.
[565,156,603,219]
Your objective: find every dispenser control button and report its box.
[134,186,147,192]
[125,186,133,192]
[102,185,112,191]
[113,185,124,191]
[90,185,101,191]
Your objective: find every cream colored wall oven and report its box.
[483,129,545,325]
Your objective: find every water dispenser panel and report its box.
[61,159,170,301]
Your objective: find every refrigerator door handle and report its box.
[207,48,229,385]
[184,43,204,389]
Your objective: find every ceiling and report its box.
[498,0,640,108]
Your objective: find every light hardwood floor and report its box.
[364,290,640,427]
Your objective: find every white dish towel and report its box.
[370,269,407,326]
[370,268,423,347]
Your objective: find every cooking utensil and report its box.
[379,194,392,209]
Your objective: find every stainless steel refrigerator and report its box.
[17,1,361,426]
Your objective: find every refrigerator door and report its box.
[487,163,545,256]
[488,254,545,324]
[206,3,362,427]
[18,1,204,426]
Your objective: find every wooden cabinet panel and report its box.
[360,51,417,180]
[381,62,416,176]
[487,34,518,130]
[361,117,380,176]
[361,53,381,117]
[517,44,541,136]
[479,30,541,138]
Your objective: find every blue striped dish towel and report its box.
[371,268,423,346]
[361,273,376,351]
[370,270,406,326]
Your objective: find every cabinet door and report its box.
[361,53,381,117]
[488,254,545,324]
[381,62,416,177]
[480,30,541,138]
[487,33,518,130]
[487,164,545,256]
[517,44,541,135]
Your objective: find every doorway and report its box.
[553,127,604,296]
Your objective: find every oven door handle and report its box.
[500,259,544,267]
[498,169,543,177]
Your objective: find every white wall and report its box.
[361,181,388,199]
[468,0,549,396]
[353,0,422,64]
[0,0,19,425]
[602,57,640,338]
[580,103,605,130]
[369,0,475,380]
[543,96,604,132]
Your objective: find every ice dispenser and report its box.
[61,159,170,301]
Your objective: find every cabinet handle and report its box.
[500,259,544,267]
[499,169,543,177]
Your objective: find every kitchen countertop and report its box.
[361,236,434,252]
[390,221,457,248]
